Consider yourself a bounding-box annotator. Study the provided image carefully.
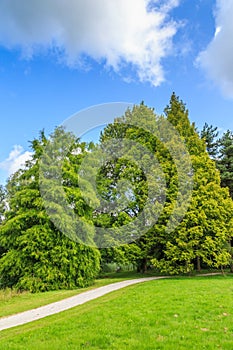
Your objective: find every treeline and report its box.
[0,93,232,292]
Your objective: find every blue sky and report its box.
[0,0,233,185]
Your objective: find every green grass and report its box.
[0,271,149,318]
[1,275,233,349]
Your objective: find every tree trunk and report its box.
[197,256,201,272]
[137,258,147,273]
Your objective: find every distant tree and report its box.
[0,128,100,292]
[216,130,233,199]
[200,122,219,158]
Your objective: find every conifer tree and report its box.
[217,130,233,199]
[152,93,233,273]
[0,128,100,292]
[200,122,219,159]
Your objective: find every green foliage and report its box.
[152,93,233,274]
[0,185,7,257]
[0,94,232,288]
[0,185,6,224]
[97,93,233,274]
[98,104,169,270]
[0,129,100,292]
[200,122,219,158]
[100,244,141,269]
[200,125,233,199]
[216,130,233,198]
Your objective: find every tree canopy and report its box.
[98,93,233,274]
[0,93,232,291]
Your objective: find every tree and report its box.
[200,122,219,158]
[152,93,233,274]
[97,94,233,274]
[0,185,7,258]
[0,185,6,224]
[0,128,100,292]
[216,130,233,198]
[96,99,194,272]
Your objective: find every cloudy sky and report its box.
[0,0,233,184]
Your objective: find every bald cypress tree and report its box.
[152,93,233,273]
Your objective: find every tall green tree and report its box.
[0,128,100,292]
[216,130,233,198]
[95,104,154,269]
[152,93,233,273]
[97,101,192,272]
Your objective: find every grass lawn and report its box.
[0,275,233,349]
[0,271,149,318]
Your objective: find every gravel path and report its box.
[0,276,165,331]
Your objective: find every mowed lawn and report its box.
[1,276,233,349]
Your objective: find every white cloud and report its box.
[197,0,233,98]
[0,145,32,176]
[0,0,179,86]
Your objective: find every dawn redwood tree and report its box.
[152,93,233,274]
[215,130,233,270]
[0,128,100,292]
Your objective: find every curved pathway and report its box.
[0,273,221,331]
[0,276,163,331]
